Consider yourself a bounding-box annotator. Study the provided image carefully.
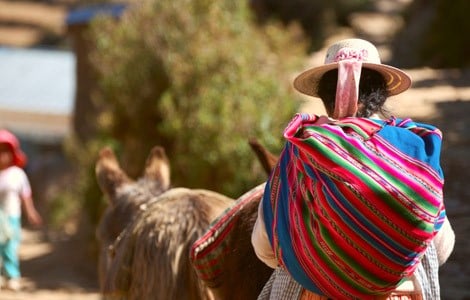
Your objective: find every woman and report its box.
[252,38,454,299]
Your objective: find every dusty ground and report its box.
[0,229,100,300]
[0,0,469,299]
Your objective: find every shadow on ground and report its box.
[19,229,99,293]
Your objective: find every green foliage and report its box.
[88,0,306,197]
[61,134,118,230]
[47,191,80,231]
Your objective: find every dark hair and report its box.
[317,68,388,118]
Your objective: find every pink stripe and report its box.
[306,123,442,191]
[289,194,383,299]
[272,115,443,298]
[295,143,433,248]
[287,166,392,297]
[322,182,412,274]
[374,135,442,190]
[289,196,357,298]
[286,159,424,297]
[191,184,264,258]
[342,136,442,219]
[297,126,442,217]
[300,148,425,256]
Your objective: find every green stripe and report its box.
[303,211,389,293]
[301,126,438,232]
[300,192,398,289]
[313,125,440,215]
[308,134,434,235]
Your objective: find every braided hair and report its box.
[317,68,389,118]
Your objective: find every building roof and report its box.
[66,3,127,26]
[0,47,75,140]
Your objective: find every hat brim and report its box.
[293,62,412,98]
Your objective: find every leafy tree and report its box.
[85,0,306,204]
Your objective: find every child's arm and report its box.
[21,194,42,227]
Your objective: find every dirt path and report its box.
[0,229,100,300]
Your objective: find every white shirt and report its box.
[0,166,32,217]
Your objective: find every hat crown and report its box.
[0,129,27,168]
[0,129,19,148]
[324,39,381,64]
[293,38,411,98]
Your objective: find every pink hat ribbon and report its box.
[333,48,368,119]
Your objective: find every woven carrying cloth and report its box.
[190,183,265,287]
[263,114,445,299]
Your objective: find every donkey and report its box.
[96,141,278,299]
[95,146,234,299]
[186,139,276,299]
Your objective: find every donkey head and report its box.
[96,146,170,206]
[95,146,171,288]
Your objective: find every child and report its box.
[0,129,42,291]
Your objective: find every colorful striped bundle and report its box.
[263,114,445,299]
[191,183,266,287]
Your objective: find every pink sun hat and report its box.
[293,38,412,98]
[0,129,27,168]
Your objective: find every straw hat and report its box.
[0,129,27,168]
[293,38,412,98]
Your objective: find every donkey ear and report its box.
[95,147,132,204]
[248,138,279,175]
[143,146,171,190]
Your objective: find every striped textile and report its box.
[263,114,445,299]
[190,183,266,288]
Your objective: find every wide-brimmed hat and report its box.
[0,129,27,168]
[293,38,412,97]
